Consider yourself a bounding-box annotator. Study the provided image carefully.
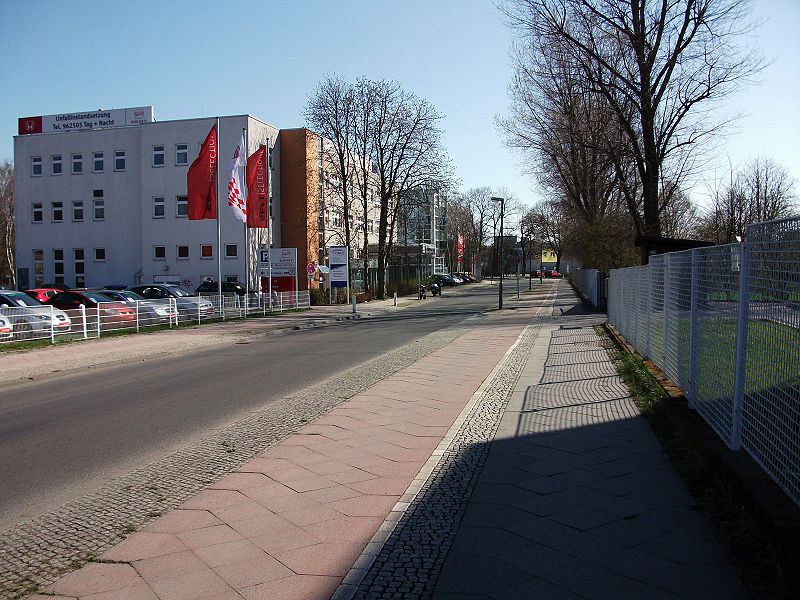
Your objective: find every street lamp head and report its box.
[491,196,504,204]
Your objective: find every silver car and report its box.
[0,314,12,340]
[0,290,72,339]
[98,289,177,325]
[126,284,215,319]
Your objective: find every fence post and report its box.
[50,305,55,344]
[80,304,87,339]
[136,300,140,333]
[688,249,699,408]
[731,242,751,450]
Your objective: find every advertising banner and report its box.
[18,106,153,135]
[329,246,349,289]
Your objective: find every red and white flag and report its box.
[246,145,268,228]
[457,233,464,263]
[227,133,247,222]
[187,124,218,220]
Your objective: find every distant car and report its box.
[195,280,246,296]
[127,284,215,318]
[97,289,176,325]
[0,314,12,340]
[544,269,562,278]
[45,290,136,327]
[451,275,464,284]
[0,290,72,338]
[24,288,61,302]
[431,273,457,287]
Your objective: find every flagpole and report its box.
[267,137,273,310]
[216,117,222,298]
[242,126,249,310]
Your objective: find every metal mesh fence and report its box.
[607,216,800,507]
[740,219,800,503]
[662,251,692,392]
[691,244,741,444]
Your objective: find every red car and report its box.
[544,269,562,278]
[24,288,62,302]
[45,290,137,327]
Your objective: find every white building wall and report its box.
[14,112,281,291]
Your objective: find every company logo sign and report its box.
[18,106,153,135]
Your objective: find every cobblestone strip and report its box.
[0,313,487,600]
[347,316,548,599]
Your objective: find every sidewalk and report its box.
[25,281,745,599]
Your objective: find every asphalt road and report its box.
[0,285,513,530]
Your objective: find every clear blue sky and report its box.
[1,0,797,211]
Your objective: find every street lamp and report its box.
[491,197,504,309]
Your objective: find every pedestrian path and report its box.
[25,281,746,599]
[349,284,746,599]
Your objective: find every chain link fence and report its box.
[608,217,800,507]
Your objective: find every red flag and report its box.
[187,124,218,220]
[457,233,464,262]
[246,146,268,228]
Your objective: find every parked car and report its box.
[45,290,136,327]
[544,269,562,278]
[24,288,62,302]
[195,280,246,296]
[454,272,475,283]
[127,284,215,318]
[0,314,12,340]
[0,290,72,338]
[97,289,177,325]
[430,273,457,287]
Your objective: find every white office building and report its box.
[14,107,280,291]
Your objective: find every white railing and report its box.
[1,291,312,345]
[608,217,800,507]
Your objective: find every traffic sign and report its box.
[307,263,315,275]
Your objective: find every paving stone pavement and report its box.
[9,280,747,599]
[348,282,746,599]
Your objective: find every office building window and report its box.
[176,143,188,165]
[225,244,238,258]
[176,195,188,217]
[51,155,62,175]
[114,150,126,171]
[153,145,165,167]
[177,245,189,260]
[34,249,44,286]
[154,245,166,260]
[53,249,64,282]
[74,249,85,287]
[72,153,83,174]
[153,196,165,218]
[32,156,42,176]
[72,200,84,222]
[93,189,104,220]
[201,244,213,259]
[93,152,104,172]
[52,202,63,222]
[32,203,43,223]
[94,248,106,261]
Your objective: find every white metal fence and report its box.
[608,217,800,507]
[0,291,311,344]
[570,268,604,309]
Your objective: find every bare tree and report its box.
[525,199,567,271]
[695,157,797,243]
[502,0,764,237]
[368,81,452,298]
[0,161,13,287]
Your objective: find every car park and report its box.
[195,280,247,296]
[127,284,215,318]
[24,288,62,302]
[45,290,136,328]
[97,289,176,325]
[0,290,72,338]
[0,314,12,340]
